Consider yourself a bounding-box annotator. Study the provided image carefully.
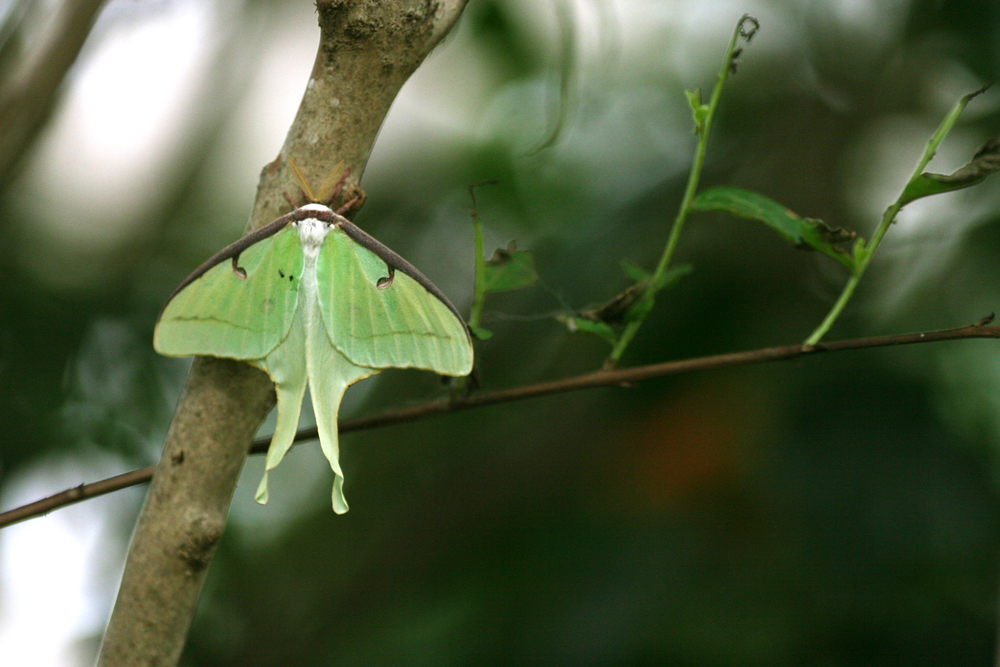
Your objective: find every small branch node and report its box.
[177,511,225,570]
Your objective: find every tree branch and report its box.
[95,2,469,666]
[6,320,997,530]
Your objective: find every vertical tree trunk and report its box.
[96,2,468,665]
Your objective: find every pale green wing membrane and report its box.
[309,220,472,513]
[303,319,378,514]
[251,303,308,506]
[154,204,473,514]
[317,223,474,376]
[154,224,303,360]
[254,276,381,514]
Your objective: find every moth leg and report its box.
[283,191,302,209]
[335,185,366,217]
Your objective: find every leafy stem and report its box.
[463,179,535,347]
[804,86,989,346]
[605,14,759,369]
[468,182,491,334]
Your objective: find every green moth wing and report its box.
[299,324,377,513]
[318,221,473,376]
[250,301,308,506]
[154,204,473,514]
[154,222,303,360]
[251,282,379,514]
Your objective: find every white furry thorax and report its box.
[294,205,335,262]
[293,205,336,333]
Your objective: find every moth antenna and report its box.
[287,157,317,203]
[316,160,347,204]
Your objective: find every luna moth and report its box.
[153,164,473,513]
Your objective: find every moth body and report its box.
[153,199,473,513]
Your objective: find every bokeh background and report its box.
[2,0,1000,665]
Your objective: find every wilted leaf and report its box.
[900,137,1000,205]
[691,186,857,271]
[575,264,692,326]
[578,281,649,325]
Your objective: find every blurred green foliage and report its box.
[3,0,1000,665]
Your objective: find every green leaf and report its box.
[691,186,857,271]
[469,324,493,341]
[556,313,618,345]
[686,88,709,135]
[900,137,1000,206]
[652,264,693,290]
[620,259,650,283]
[483,242,537,293]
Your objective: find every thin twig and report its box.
[3,320,997,529]
[0,467,155,528]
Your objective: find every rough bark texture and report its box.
[249,0,466,229]
[96,358,273,667]
[96,2,468,665]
